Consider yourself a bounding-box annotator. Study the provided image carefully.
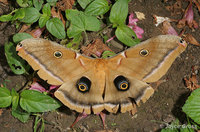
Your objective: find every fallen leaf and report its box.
[19,24,31,33]
[135,11,145,20]
[165,0,183,15]
[177,0,198,29]
[0,109,3,116]
[51,7,66,26]
[193,0,200,12]
[56,0,75,11]
[27,27,45,38]
[184,66,200,91]
[153,15,171,27]
[81,39,113,58]
[162,21,178,36]
[0,0,8,5]
[184,34,200,46]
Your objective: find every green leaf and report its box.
[109,0,129,26]
[11,88,19,110]
[67,34,82,50]
[85,0,110,16]
[102,51,116,58]
[20,90,62,112]
[13,32,33,43]
[39,14,50,28]
[84,14,101,31]
[183,88,200,124]
[42,3,51,16]
[77,0,93,9]
[33,0,44,11]
[4,42,29,74]
[0,14,13,22]
[20,7,41,24]
[12,8,25,20]
[12,107,30,123]
[66,9,101,38]
[115,25,140,46]
[17,0,32,7]
[161,119,179,132]
[46,18,66,39]
[46,0,57,6]
[0,87,12,107]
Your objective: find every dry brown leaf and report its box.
[165,0,183,15]
[184,66,200,91]
[51,7,66,26]
[0,0,8,5]
[56,0,75,11]
[0,109,3,116]
[162,21,178,35]
[27,27,45,38]
[81,39,113,58]
[19,24,31,33]
[135,11,145,20]
[193,0,200,12]
[184,34,200,46]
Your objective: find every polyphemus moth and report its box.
[16,35,187,115]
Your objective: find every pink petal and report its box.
[49,85,60,91]
[132,26,144,39]
[128,13,144,39]
[128,13,138,26]
[29,82,47,92]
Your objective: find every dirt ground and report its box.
[0,0,200,132]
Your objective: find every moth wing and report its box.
[107,35,187,83]
[17,38,91,85]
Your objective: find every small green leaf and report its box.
[11,88,19,110]
[42,3,51,16]
[4,42,29,74]
[77,0,93,9]
[67,34,82,50]
[46,18,66,39]
[46,0,57,6]
[0,87,12,107]
[84,14,101,31]
[66,9,101,38]
[20,7,41,24]
[13,33,33,43]
[12,107,30,123]
[102,51,116,58]
[85,0,110,16]
[33,0,44,11]
[12,8,25,20]
[115,25,140,46]
[39,15,50,28]
[17,0,32,7]
[20,90,62,112]
[183,88,200,124]
[109,0,129,26]
[0,14,13,22]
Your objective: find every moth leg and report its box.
[70,112,88,128]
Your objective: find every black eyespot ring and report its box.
[54,51,62,58]
[114,76,129,91]
[76,77,91,93]
[139,49,149,57]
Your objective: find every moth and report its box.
[16,35,187,115]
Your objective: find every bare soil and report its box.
[0,0,200,132]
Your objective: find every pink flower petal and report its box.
[128,13,144,39]
[29,82,47,92]
[49,85,60,91]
